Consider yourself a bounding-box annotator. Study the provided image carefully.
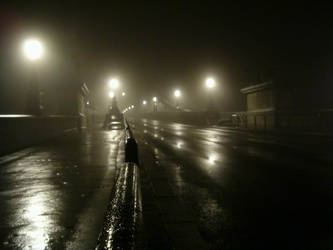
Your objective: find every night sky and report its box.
[0,1,332,113]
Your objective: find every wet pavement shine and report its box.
[133,118,333,250]
[0,129,124,249]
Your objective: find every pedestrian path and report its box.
[0,129,124,249]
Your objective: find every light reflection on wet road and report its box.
[134,118,333,250]
[0,129,124,249]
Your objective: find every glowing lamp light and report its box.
[174,89,181,98]
[109,78,119,89]
[153,97,157,103]
[23,39,43,60]
[205,77,216,89]
[131,105,134,108]
[122,92,126,96]
[108,91,115,98]
[143,100,147,105]
[208,155,216,164]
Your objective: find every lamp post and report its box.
[205,77,216,111]
[152,96,158,112]
[142,100,147,113]
[174,89,181,110]
[23,39,43,115]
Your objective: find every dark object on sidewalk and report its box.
[125,137,139,164]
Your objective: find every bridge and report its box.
[1,95,333,249]
[1,7,333,249]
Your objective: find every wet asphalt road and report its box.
[0,129,124,249]
[132,118,333,250]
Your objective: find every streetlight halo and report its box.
[205,77,216,89]
[109,78,119,89]
[108,91,115,98]
[23,39,43,60]
[174,89,181,98]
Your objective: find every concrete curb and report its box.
[96,124,142,250]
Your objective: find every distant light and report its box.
[143,100,147,105]
[208,155,215,164]
[177,142,182,149]
[205,77,216,89]
[86,101,90,105]
[23,39,43,60]
[109,78,119,89]
[174,89,181,98]
[108,91,115,98]
[122,92,126,96]
[131,105,134,108]
[153,96,157,102]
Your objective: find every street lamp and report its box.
[152,96,158,112]
[205,77,216,111]
[23,38,44,115]
[205,77,216,89]
[109,78,119,89]
[174,89,181,110]
[122,92,126,96]
[23,39,43,60]
[108,91,115,98]
[174,89,181,98]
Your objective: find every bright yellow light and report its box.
[205,77,216,88]
[153,96,157,102]
[131,105,134,108]
[174,89,181,98]
[143,100,147,105]
[109,78,119,89]
[23,39,43,60]
[177,142,182,149]
[208,155,216,164]
[122,92,126,96]
[108,91,115,98]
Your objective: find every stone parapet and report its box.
[0,115,79,156]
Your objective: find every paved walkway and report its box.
[0,129,124,249]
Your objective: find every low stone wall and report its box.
[233,110,333,132]
[0,115,79,156]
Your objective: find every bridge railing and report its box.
[231,109,333,132]
[0,115,80,156]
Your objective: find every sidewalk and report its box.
[213,126,333,164]
[0,128,124,249]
